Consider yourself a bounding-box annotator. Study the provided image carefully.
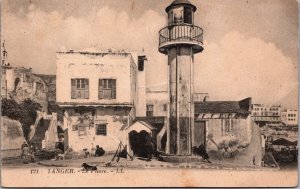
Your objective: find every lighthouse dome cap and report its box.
[165,0,197,12]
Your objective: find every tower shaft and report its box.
[168,46,194,155]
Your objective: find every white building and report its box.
[56,49,147,152]
[281,109,298,126]
[251,104,281,123]
[145,90,168,117]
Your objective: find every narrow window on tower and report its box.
[163,104,168,112]
[173,7,183,24]
[184,7,192,24]
[146,104,154,117]
[168,10,173,25]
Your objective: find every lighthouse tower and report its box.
[158,0,203,155]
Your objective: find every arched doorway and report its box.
[14,78,20,91]
[129,130,151,158]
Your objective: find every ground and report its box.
[2,154,298,187]
[3,153,294,171]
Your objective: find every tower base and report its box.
[158,154,204,163]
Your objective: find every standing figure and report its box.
[145,133,154,161]
[57,137,64,153]
[29,143,36,163]
[21,141,30,163]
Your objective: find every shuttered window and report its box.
[98,79,116,99]
[71,79,89,99]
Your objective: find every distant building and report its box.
[1,43,48,112]
[1,44,48,111]
[281,109,298,126]
[251,104,281,124]
[37,74,57,113]
[145,90,168,117]
[1,65,48,111]
[194,93,209,102]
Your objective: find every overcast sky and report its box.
[1,0,298,109]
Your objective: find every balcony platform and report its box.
[158,24,204,54]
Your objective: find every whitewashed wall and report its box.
[56,52,136,105]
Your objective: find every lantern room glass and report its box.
[168,6,194,26]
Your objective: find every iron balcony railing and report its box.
[159,24,203,47]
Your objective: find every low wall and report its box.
[1,117,26,158]
[1,149,22,159]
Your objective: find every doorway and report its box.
[129,130,151,158]
[194,121,206,148]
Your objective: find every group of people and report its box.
[21,141,36,163]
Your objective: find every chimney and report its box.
[138,55,147,71]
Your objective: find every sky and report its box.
[1,0,298,109]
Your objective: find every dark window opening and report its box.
[184,7,193,24]
[146,105,154,117]
[168,10,173,25]
[163,104,168,111]
[96,124,107,136]
[14,78,20,91]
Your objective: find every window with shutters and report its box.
[71,79,89,99]
[98,79,116,99]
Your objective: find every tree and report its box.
[1,98,21,120]
[19,99,42,141]
[1,98,41,141]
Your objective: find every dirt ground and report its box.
[2,153,287,171]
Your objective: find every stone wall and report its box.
[1,116,26,158]
[205,116,253,161]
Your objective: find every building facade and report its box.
[251,104,281,123]
[195,98,263,165]
[281,109,298,126]
[56,49,146,152]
